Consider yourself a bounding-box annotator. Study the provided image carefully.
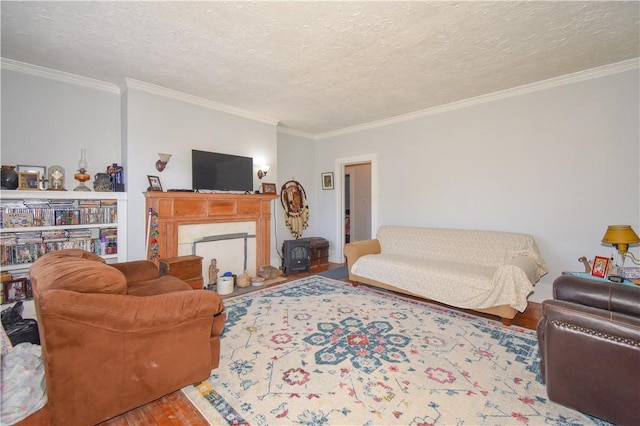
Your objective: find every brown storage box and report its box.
[159,255,203,289]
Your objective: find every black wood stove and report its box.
[282,239,311,275]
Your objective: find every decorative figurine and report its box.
[208,259,219,287]
[107,163,124,192]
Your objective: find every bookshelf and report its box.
[0,191,128,279]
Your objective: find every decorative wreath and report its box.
[280,180,309,239]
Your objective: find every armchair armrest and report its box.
[503,256,539,283]
[553,275,640,317]
[537,298,640,425]
[38,289,224,329]
[541,299,640,343]
[344,239,381,278]
[111,260,160,284]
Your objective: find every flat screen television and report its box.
[192,149,253,192]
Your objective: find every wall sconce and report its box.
[257,165,270,179]
[156,153,172,172]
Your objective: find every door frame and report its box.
[333,153,378,262]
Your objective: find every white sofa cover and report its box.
[349,226,548,313]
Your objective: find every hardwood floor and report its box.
[17,263,542,426]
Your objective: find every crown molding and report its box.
[315,58,640,140]
[276,126,315,140]
[1,58,121,94]
[3,56,637,138]
[124,78,279,126]
[1,58,280,127]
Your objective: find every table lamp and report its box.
[601,225,640,266]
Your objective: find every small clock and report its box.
[48,165,66,190]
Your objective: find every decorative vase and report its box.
[93,173,111,192]
[1,165,19,190]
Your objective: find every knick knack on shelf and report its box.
[93,172,111,192]
[208,259,219,287]
[73,148,91,191]
[1,166,19,190]
[48,165,66,191]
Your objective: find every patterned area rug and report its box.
[183,276,607,425]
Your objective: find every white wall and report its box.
[3,60,639,305]
[1,67,121,186]
[275,131,317,262]
[1,64,279,264]
[124,84,278,261]
[312,67,640,302]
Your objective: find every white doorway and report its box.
[334,153,378,263]
[345,163,372,243]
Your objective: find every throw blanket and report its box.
[351,226,548,312]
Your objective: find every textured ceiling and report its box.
[1,1,639,136]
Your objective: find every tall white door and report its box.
[344,163,371,243]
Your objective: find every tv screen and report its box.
[192,149,253,192]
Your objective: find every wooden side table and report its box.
[159,255,203,290]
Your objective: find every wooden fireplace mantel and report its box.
[144,191,277,269]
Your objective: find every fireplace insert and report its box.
[282,239,311,275]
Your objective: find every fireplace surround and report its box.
[144,192,277,274]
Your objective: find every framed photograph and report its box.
[2,278,28,303]
[262,182,277,194]
[17,164,46,180]
[321,172,334,190]
[18,171,40,190]
[591,256,609,278]
[147,175,163,192]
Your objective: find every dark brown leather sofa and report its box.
[537,274,640,425]
[30,249,226,426]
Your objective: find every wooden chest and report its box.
[308,238,329,268]
[159,255,203,290]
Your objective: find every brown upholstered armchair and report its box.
[537,274,640,425]
[30,249,226,426]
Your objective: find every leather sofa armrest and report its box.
[344,239,381,274]
[541,299,640,342]
[538,298,640,425]
[111,260,160,284]
[552,274,640,317]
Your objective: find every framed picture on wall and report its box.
[321,172,334,190]
[147,175,163,192]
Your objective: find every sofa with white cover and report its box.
[345,226,548,325]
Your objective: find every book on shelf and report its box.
[24,200,51,209]
[41,230,68,240]
[54,209,81,226]
[3,212,34,228]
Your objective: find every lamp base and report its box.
[73,182,91,192]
